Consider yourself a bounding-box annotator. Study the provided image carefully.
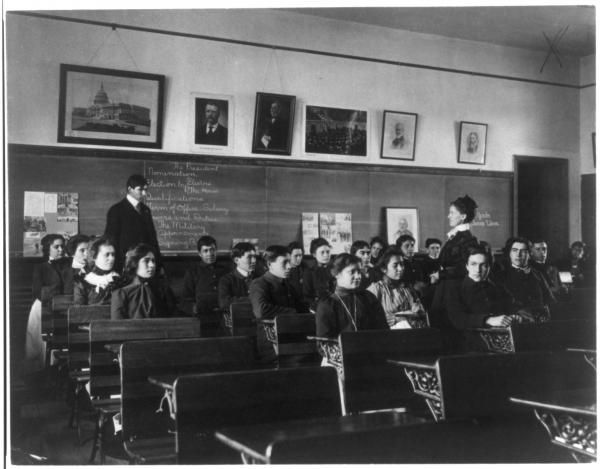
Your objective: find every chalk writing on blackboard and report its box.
[471,210,500,228]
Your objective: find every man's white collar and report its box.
[447,223,470,239]
[126,194,140,207]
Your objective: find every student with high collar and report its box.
[303,238,335,311]
[182,235,228,317]
[111,244,178,320]
[350,240,375,290]
[316,254,389,339]
[25,234,67,374]
[438,195,479,280]
[442,245,515,351]
[249,245,308,365]
[369,236,387,268]
[367,248,426,329]
[218,242,258,311]
[497,237,555,323]
[74,236,121,306]
[287,241,306,301]
[105,174,161,271]
[395,234,425,294]
[60,234,90,295]
[529,237,566,298]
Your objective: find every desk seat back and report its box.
[120,336,256,442]
[438,351,596,420]
[510,320,595,351]
[340,328,443,414]
[274,314,320,367]
[230,302,256,337]
[50,294,74,349]
[195,292,221,336]
[67,305,110,372]
[174,367,341,464]
[89,318,201,399]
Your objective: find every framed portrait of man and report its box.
[380,110,418,160]
[252,92,296,155]
[386,207,420,250]
[458,121,487,165]
[190,92,234,153]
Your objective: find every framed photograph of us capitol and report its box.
[380,110,418,160]
[58,64,165,148]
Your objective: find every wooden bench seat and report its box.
[88,318,201,463]
[466,320,595,354]
[174,367,341,464]
[392,351,596,422]
[120,336,256,464]
[312,328,444,414]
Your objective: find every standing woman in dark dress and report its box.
[25,234,66,374]
[430,195,479,326]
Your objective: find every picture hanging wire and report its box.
[86,24,140,71]
[261,47,285,93]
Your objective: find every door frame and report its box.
[513,155,570,241]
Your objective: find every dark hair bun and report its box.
[451,194,478,223]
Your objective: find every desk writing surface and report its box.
[215,411,421,457]
[388,356,440,368]
[510,388,597,415]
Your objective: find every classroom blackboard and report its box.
[8,144,513,257]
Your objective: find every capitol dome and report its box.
[93,83,109,105]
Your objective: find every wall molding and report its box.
[8,143,514,179]
[8,11,590,90]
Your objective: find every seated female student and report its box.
[350,240,375,289]
[61,234,90,295]
[369,236,387,267]
[74,236,121,305]
[218,242,257,311]
[316,253,389,338]
[303,238,335,311]
[25,234,66,374]
[367,248,427,329]
[111,243,178,320]
[395,234,426,294]
[287,241,306,301]
[249,245,308,365]
[443,245,515,346]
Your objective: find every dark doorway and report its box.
[514,156,569,263]
[581,174,596,256]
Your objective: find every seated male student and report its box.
[497,237,555,323]
[218,242,257,311]
[529,237,567,299]
[395,234,426,295]
[422,238,442,284]
[182,235,228,316]
[249,245,309,365]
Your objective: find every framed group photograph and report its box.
[190,92,234,153]
[304,105,367,156]
[381,110,418,160]
[386,207,420,250]
[252,92,296,155]
[58,64,165,148]
[458,121,487,165]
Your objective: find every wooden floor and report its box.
[9,372,127,465]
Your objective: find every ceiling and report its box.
[282,6,595,57]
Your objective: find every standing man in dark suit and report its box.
[195,101,228,146]
[105,174,161,270]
